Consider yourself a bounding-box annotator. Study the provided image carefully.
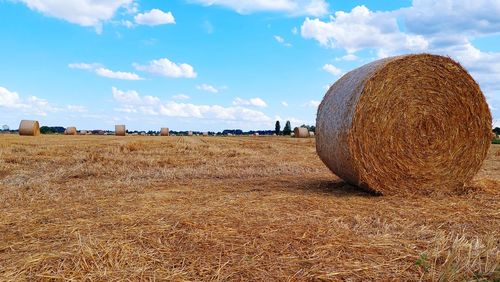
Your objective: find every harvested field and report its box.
[0,135,498,281]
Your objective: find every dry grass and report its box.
[0,135,498,281]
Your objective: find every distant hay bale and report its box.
[253,133,259,136]
[316,54,492,195]
[115,125,126,136]
[79,130,87,135]
[309,131,315,137]
[203,132,208,136]
[188,131,193,136]
[64,127,77,135]
[294,127,309,138]
[18,120,40,136]
[291,133,295,137]
[160,128,170,136]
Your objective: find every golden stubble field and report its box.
[0,135,498,281]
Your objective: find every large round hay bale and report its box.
[316,54,492,195]
[18,120,40,136]
[188,131,193,136]
[294,127,309,138]
[64,127,77,135]
[115,125,126,136]
[160,128,170,136]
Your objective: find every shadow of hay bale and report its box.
[289,179,381,197]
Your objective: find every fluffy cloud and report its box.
[191,0,328,16]
[281,101,289,107]
[172,94,190,100]
[18,0,134,33]
[0,86,58,116]
[301,5,428,56]
[304,100,320,108]
[134,58,197,78]
[196,84,219,93]
[95,68,143,80]
[112,87,159,105]
[322,64,341,76]
[111,87,271,122]
[134,9,175,26]
[69,63,142,80]
[232,97,268,108]
[274,35,292,47]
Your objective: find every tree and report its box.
[283,120,292,135]
[300,124,316,133]
[275,121,281,135]
[493,127,500,135]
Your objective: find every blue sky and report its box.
[0,0,499,131]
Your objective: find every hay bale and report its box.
[294,127,309,138]
[309,131,315,137]
[80,130,87,135]
[160,128,170,136]
[188,131,193,136]
[316,54,492,195]
[253,133,259,136]
[203,132,208,137]
[115,125,126,136]
[64,127,77,135]
[18,120,40,136]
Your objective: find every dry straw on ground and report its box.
[160,128,170,136]
[0,135,498,280]
[64,127,77,135]
[294,127,309,138]
[115,125,126,136]
[316,54,492,195]
[18,120,40,136]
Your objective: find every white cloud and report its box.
[134,9,175,26]
[196,84,219,93]
[274,35,292,47]
[68,62,100,70]
[111,87,271,122]
[281,101,289,107]
[304,100,320,108]
[0,86,58,116]
[95,68,143,80]
[173,94,190,100]
[112,87,159,105]
[69,63,142,80]
[291,27,298,34]
[336,54,358,61]
[301,5,428,57]
[191,0,328,16]
[18,0,134,33]
[233,97,268,108]
[134,58,197,78]
[121,20,134,28]
[322,64,342,76]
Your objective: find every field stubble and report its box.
[0,135,498,281]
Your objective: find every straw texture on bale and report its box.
[18,120,40,136]
[294,127,309,138]
[115,125,126,136]
[64,127,77,135]
[316,54,492,195]
[160,128,170,136]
